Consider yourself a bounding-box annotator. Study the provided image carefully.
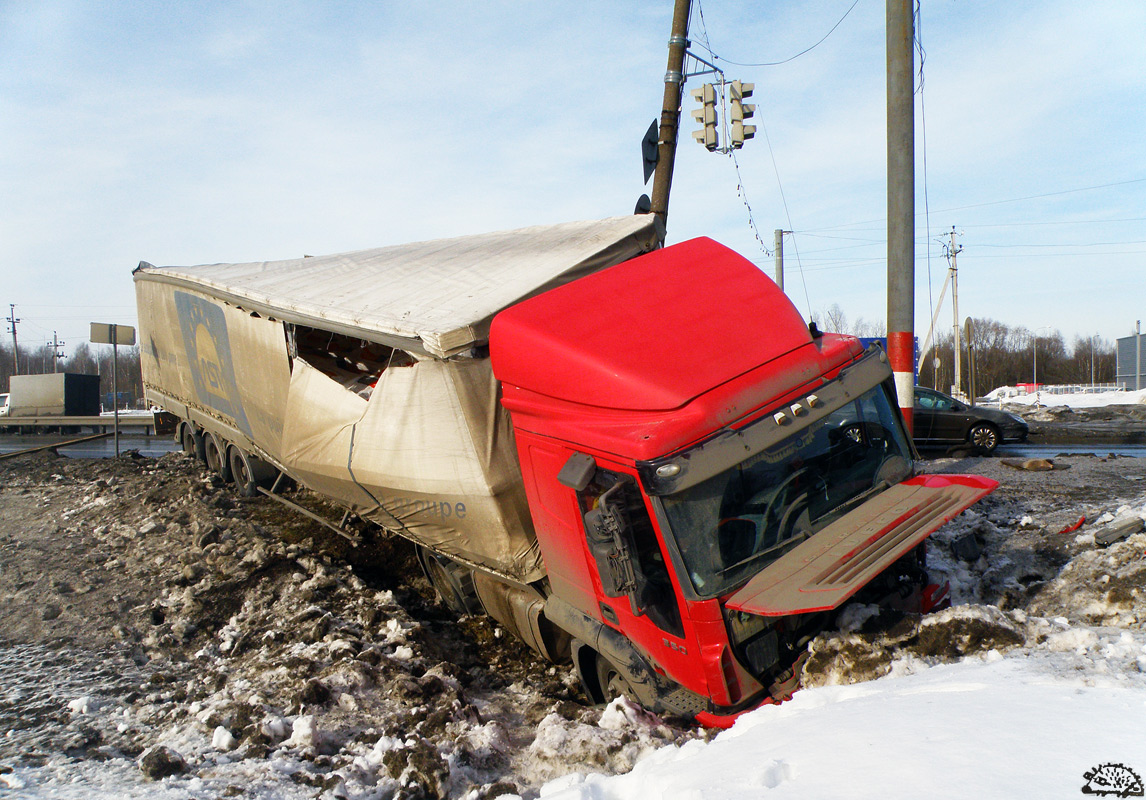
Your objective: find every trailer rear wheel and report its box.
[180,424,204,462]
[420,550,481,616]
[204,434,231,481]
[229,447,276,497]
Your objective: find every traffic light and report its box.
[690,84,719,151]
[729,81,756,149]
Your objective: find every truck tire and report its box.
[228,447,277,497]
[595,653,638,703]
[180,424,205,462]
[418,548,481,616]
[204,434,232,481]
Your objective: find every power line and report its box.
[691,0,861,67]
[800,177,1146,233]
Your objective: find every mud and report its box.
[0,450,693,798]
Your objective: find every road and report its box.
[0,434,180,458]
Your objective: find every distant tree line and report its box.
[0,340,143,409]
[815,305,1117,396]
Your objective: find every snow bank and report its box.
[532,653,1146,800]
[986,387,1146,409]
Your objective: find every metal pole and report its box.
[648,0,692,237]
[965,317,976,404]
[1137,320,1142,391]
[112,325,120,457]
[774,229,785,291]
[1033,335,1037,390]
[886,0,915,432]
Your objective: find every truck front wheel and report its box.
[595,653,638,703]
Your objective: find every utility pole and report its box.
[1137,320,1142,391]
[6,304,19,375]
[48,331,66,373]
[774,229,788,291]
[946,227,963,399]
[886,0,915,432]
[648,0,692,236]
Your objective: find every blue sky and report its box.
[2,0,1144,356]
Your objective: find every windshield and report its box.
[659,383,913,598]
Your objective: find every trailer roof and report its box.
[134,216,661,359]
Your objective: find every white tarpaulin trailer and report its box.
[137,216,661,359]
[134,216,661,583]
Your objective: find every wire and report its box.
[757,117,813,317]
[916,0,936,347]
[936,178,1146,212]
[692,0,862,68]
[692,0,713,55]
[802,177,1146,233]
[728,148,773,259]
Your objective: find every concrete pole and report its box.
[951,265,961,398]
[8,304,19,376]
[886,0,915,432]
[648,0,692,237]
[774,229,785,291]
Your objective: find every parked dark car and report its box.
[912,387,1028,455]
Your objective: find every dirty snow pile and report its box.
[986,386,1146,409]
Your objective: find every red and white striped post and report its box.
[887,0,915,433]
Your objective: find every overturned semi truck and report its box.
[134,215,996,726]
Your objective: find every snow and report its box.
[531,650,1146,800]
[985,387,1146,409]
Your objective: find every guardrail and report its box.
[0,415,165,434]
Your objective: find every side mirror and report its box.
[558,452,596,491]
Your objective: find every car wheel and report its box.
[968,423,1000,455]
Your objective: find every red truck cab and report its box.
[491,237,995,724]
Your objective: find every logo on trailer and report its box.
[1082,764,1144,797]
[174,291,252,438]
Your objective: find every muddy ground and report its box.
[1008,401,1146,444]
[1,409,1145,798]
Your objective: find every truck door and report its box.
[574,467,695,680]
